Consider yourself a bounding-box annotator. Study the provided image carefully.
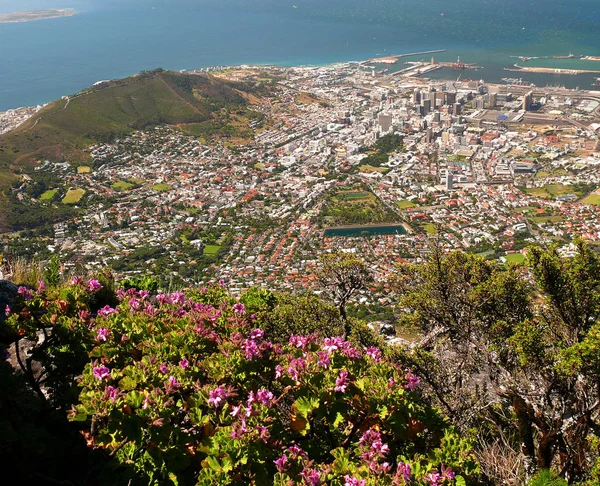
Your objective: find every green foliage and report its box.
[121,275,160,293]
[43,254,61,287]
[68,285,479,485]
[527,470,568,486]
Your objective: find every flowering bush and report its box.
[71,285,480,485]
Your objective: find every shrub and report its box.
[71,285,480,485]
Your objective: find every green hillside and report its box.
[0,69,260,231]
[0,69,249,182]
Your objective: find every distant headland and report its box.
[0,9,76,24]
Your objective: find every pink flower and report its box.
[139,290,150,300]
[87,279,103,292]
[71,276,83,285]
[275,365,284,380]
[425,471,442,485]
[317,351,331,369]
[208,385,230,408]
[218,279,226,287]
[230,404,244,417]
[128,298,141,311]
[79,310,90,321]
[93,365,110,381]
[233,302,246,315]
[366,347,382,362]
[242,339,260,360]
[274,453,290,473]
[396,462,412,482]
[17,286,32,301]
[288,444,307,460]
[179,358,189,369]
[165,376,179,394]
[300,468,321,485]
[96,328,110,342]
[405,370,420,391]
[157,293,172,306]
[104,385,121,402]
[171,292,186,305]
[98,305,117,317]
[159,364,170,374]
[256,388,274,407]
[322,336,344,354]
[334,370,348,392]
[249,328,264,340]
[289,334,310,349]
[344,476,366,486]
[5,305,11,317]
[441,465,455,481]
[37,280,46,292]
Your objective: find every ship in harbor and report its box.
[501,77,531,85]
[594,77,600,87]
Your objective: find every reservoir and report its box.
[324,223,408,237]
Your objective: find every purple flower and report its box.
[208,385,230,408]
[17,286,32,301]
[143,304,157,316]
[317,351,331,369]
[256,388,274,407]
[405,370,420,391]
[230,404,244,417]
[396,462,412,482]
[37,280,46,292]
[71,276,84,285]
[179,358,189,369]
[274,453,290,473]
[1,348,10,360]
[275,365,284,380]
[87,279,103,292]
[249,328,264,340]
[289,334,310,349]
[79,310,90,321]
[128,298,141,311]
[98,305,118,317]
[139,290,150,300]
[288,444,307,460]
[242,339,260,360]
[441,465,455,481]
[233,303,246,315]
[96,328,110,342]
[300,468,321,485]
[344,476,366,486]
[104,385,121,402]
[218,279,225,287]
[4,305,10,317]
[334,370,348,392]
[157,293,172,306]
[165,376,179,394]
[425,471,442,485]
[93,365,111,381]
[287,357,306,381]
[322,336,344,354]
[159,364,170,374]
[171,291,186,305]
[366,347,382,362]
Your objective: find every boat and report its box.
[501,77,527,85]
[593,78,600,87]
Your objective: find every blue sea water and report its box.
[1,0,600,110]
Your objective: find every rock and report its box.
[379,323,396,337]
[0,280,19,325]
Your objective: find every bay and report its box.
[1,0,600,110]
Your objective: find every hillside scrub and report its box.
[1,278,479,485]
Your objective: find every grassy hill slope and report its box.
[0,69,249,181]
[0,69,256,231]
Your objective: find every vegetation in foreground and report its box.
[1,243,600,485]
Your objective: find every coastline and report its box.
[0,9,76,24]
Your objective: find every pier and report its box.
[506,64,600,76]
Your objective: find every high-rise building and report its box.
[433,111,441,123]
[489,92,497,108]
[412,89,421,104]
[453,103,462,116]
[425,127,433,143]
[523,91,533,111]
[378,113,393,133]
[429,90,437,109]
[423,99,432,114]
[445,91,457,106]
[445,171,454,191]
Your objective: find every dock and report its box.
[505,64,600,76]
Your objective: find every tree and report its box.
[390,243,600,483]
[318,252,372,337]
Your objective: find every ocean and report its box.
[1,0,600,110]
